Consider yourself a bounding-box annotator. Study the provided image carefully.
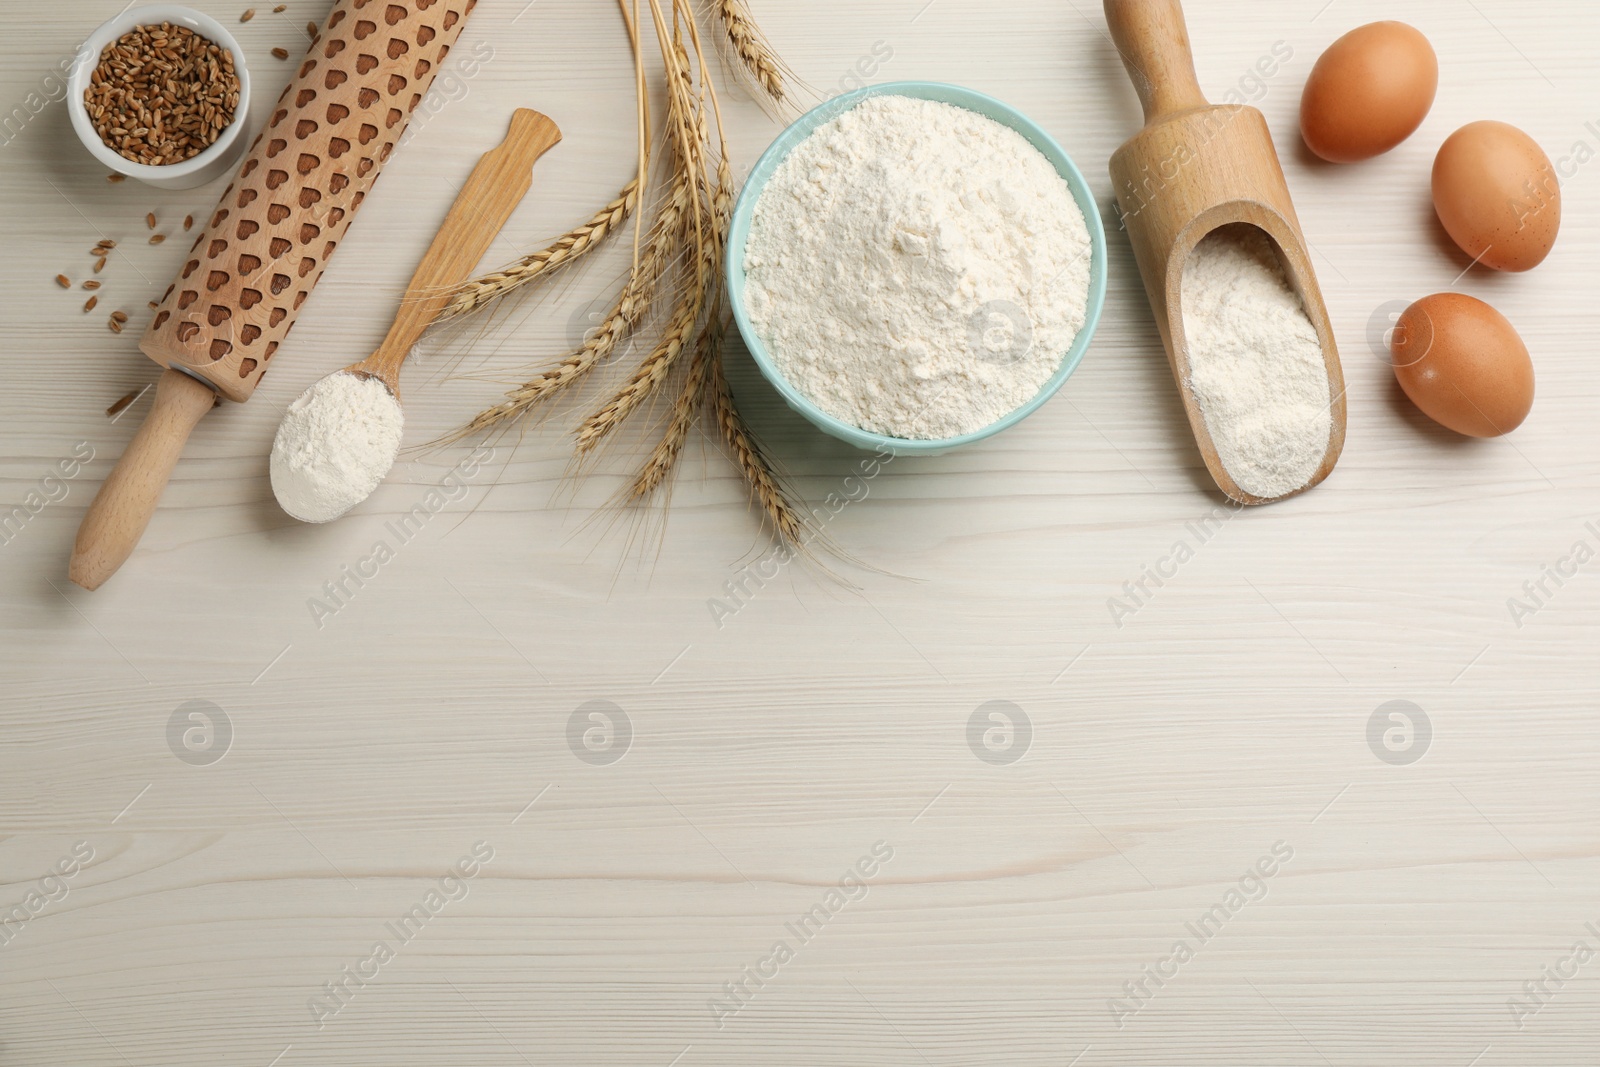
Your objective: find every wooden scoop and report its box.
[1104,0,1346,504]
[272,108,561,523]
[343,108,560,403]
[340,110,560,404]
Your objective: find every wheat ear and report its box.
[449,179,692,439]
[629,155,732,493]
[710,350,809,547]
[576,10,711,452]
[716,0,784,102]
[438,178,641,323]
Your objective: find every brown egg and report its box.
[1433,121,1561,272]
[1301,22,1437,163]
[1391,293,1533,437]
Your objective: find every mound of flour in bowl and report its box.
[742,95,1092,440]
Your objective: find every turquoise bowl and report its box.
[726,81,1108,456]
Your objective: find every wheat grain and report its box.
[86,24,240,166]
[106,388,141,417]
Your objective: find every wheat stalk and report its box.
[632,152,734,494]
[576,8,712,453]
[715,0,784,103]
[438,178,641,322]
[442,0,823,564]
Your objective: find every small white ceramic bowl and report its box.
[67,4,252,190]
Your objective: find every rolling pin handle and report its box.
[69,369,218,590]
[1103,0,1210,125]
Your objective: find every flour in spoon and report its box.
[271,371,403,523]
[1180,225,1331,499]
[742,95,1092,440]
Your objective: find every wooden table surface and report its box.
[3,1,1597,1063]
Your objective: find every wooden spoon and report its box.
[271,108,560,522]
[341,106,559,401]
[1104,0,1346,504]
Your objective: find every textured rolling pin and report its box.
[70,0,477,590]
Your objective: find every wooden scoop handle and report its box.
[360,108,562,394]
[1104,0,1209,125]
[69,370,217,590]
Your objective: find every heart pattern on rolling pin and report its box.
[141,0,477,403]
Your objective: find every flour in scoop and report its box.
[1181,225,1331,499]
[742,95,1092,440]
[270,371,404,523]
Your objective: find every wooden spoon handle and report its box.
[365,108,562,383]
[69,369,217,590]
[1104,0,1209,125]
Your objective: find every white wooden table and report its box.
[2,1,1597,1063]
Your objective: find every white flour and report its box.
[743,95,1092,440]
[271,371,404,523]
[1180,225,1331,499]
